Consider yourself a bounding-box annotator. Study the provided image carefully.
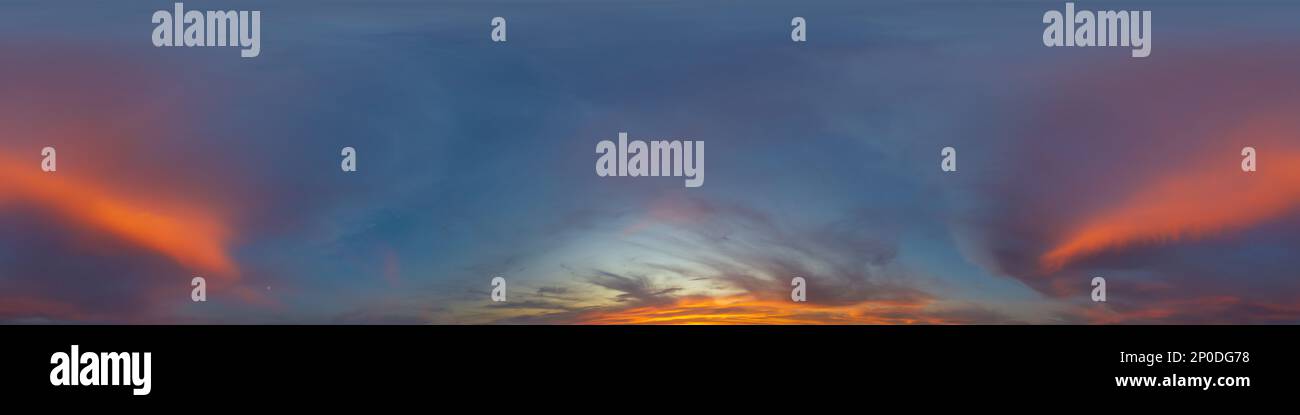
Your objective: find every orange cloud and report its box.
[573,294,960,325]
[0,153,238,278]
[1041,121,1300,272]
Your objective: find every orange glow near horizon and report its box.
[0,153,238,278]
[574,294,956,325]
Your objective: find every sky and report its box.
[2,0,1300,324]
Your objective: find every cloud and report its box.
[470,195,1011,324]
[1075,295,1300,325]
[961,46,1300,322]
[1040,120,1300,273]
[0,44,265,322]
[588,271,683,304]
[0,155,237,276]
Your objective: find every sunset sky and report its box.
[2,0,1299,324]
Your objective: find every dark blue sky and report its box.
[2,1,1300,324]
